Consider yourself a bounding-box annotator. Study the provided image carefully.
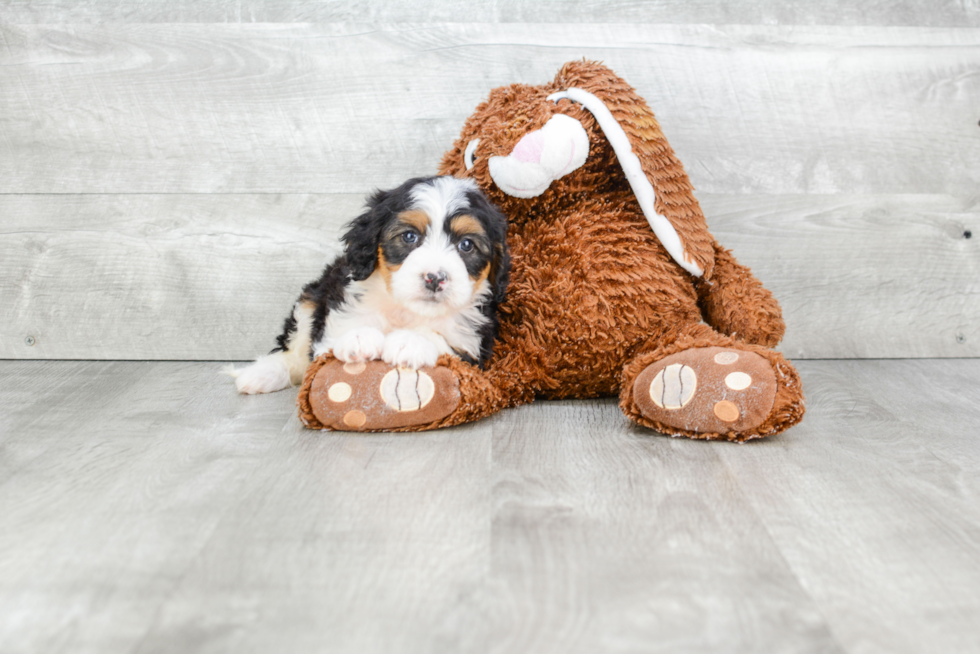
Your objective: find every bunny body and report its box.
[299,62,805,440]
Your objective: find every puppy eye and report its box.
[402,231,419,244]
[464,138,480,170]
[458,238,475,253]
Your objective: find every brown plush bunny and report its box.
[298,61,805,441]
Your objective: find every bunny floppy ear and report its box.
[549,61,715,279]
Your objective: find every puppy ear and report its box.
[466,190,511,303]
[550,60,716,279]
[341,189,391,281]
[462,189,510,368]
[489,241,511,305]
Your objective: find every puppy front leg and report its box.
[319,326,386,363]
[382,329,445,370]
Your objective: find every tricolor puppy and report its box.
[230,176,510,395]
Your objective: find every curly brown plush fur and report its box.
[298,61,805,441]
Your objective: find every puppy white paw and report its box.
[229,355,292,395]
[382,330,440,369]
[332,327,386,363]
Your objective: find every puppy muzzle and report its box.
[423,270,449,293]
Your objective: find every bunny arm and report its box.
[694,243,786,348]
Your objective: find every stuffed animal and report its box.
[298,60,805,441]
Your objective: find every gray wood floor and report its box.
[2,359,979,654]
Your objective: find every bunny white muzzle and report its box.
[487,114,590,199]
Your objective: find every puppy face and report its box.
[342,176,508,318]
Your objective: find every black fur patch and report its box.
[379,217,425,267]
[272,256,350,355]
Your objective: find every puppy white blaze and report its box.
[394,177,480,318]
[547,88,703,277]
[487,114,589,199]
[409,176,477,237]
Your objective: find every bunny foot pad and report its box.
[633,346,777,435]
[305,359,460,431]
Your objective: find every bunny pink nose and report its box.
[510,129,545,164]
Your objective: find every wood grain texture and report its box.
[717,359,980,654]
[0,361,297,654]
[2,358,980,653]
[2,193,976,360]
[1,23,978,196]
[486,400,842,654]
[0,360,493,654]
[3,0,979,26]
[135,417,494,654]
[0,193,358,360]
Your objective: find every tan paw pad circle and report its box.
[649,363,698,410]
[724,372,752,391]
[327,382,352,402]
[343,361,367,375]
[380,368,436,412]
[714,351,739,365]
[713,401,740,423]
[343,410,367,428]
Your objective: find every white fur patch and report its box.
[382,329,441,369]
[229,354,292,395]
[327,326,386,363]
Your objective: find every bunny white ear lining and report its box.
[548,89,703,277]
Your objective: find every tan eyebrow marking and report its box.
[448,214,486,237]
[397,210,430,234]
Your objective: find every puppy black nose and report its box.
[423,271,448,292]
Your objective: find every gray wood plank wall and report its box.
[1,6,978,360]
[4,1,980,26]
